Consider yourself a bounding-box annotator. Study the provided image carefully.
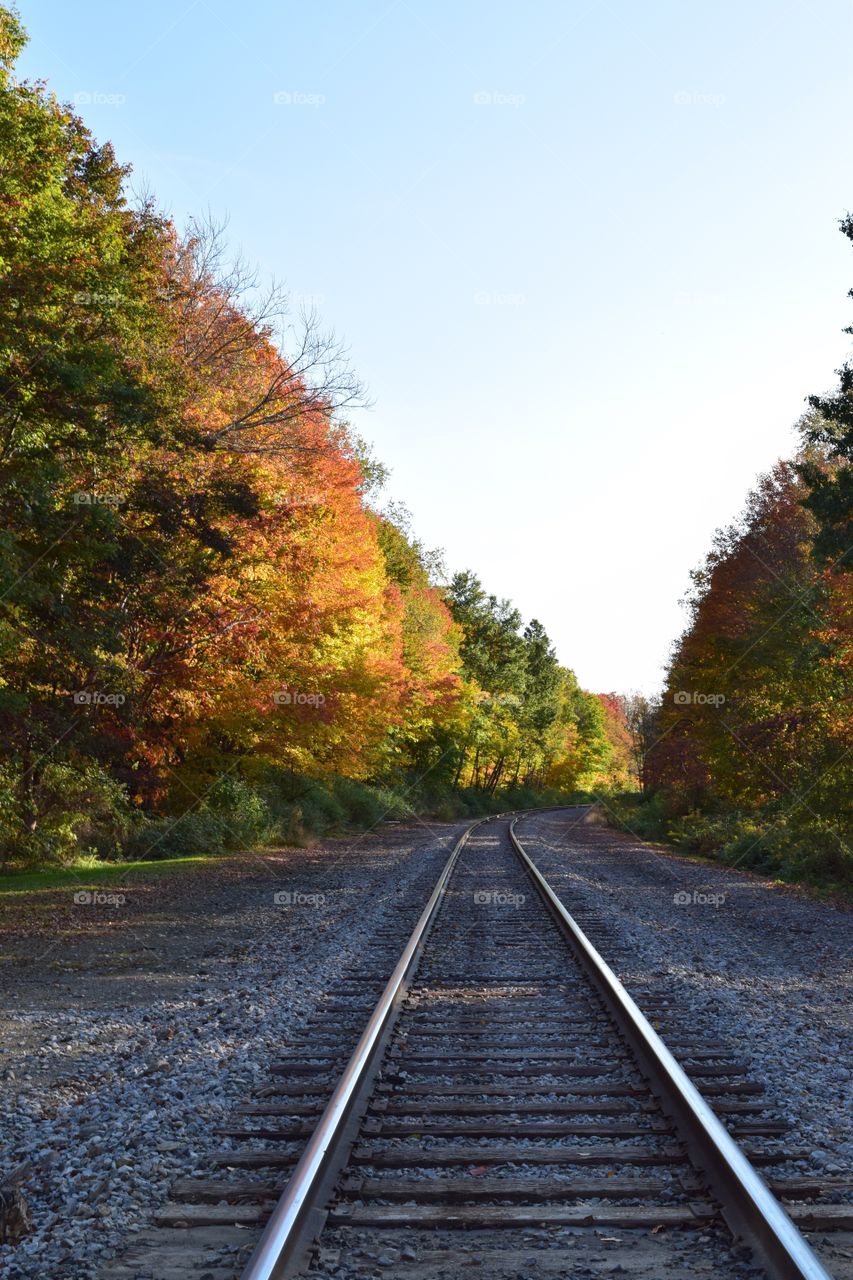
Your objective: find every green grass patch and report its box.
[0,852,229,896]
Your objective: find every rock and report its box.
[0,1187,31,1244]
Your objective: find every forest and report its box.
[0,10,630,869]
[0,5,849,887]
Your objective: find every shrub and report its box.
[602,790,852,892]
[0,760,133,868]
[124,809,225,860]
[206,775,269,841]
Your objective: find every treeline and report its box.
[0,11,627,867]
[614,217,853,888]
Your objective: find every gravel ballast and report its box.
[3,808,850,1278]
[514,808,853,1174]
[0,821,469,1279]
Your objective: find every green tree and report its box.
[0,7,176,840]
[799,214,853,569]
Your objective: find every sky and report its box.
[18,0,853,695]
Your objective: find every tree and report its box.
[0,4,617,862]
[444,572,528,791]
[619,692,658,792]
[798,215,853,569]
[0,11,174,838]
[649,460,851,826]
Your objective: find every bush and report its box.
[716,815,852,886]
[331,777,415,827]
[602,790,852,892]
[124,809,227,860]
[0,753,595,870]
[124,775,271,861]
[206,775,269,841]
[600,790,674,842]
[0,760,133,868]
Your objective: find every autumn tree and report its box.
[0,6,617,863]
[649,457,851,875]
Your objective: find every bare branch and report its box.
[164,217,368,455]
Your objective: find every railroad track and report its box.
[120,813,852,1280]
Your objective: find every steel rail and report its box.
[239,814,495,1280]
[508,814,833,1280]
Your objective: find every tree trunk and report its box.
[19,741,39,838]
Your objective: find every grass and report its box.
[0,852,231,896]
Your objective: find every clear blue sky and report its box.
[18,0,853,694]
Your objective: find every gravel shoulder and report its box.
[0,819,470,1278]
[515,808,853,1169]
